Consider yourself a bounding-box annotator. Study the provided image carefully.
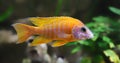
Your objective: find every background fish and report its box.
[12,16,93,47]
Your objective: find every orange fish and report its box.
[12,16,93,47]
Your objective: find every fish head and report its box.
[72,25,94,40]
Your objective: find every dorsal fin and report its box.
[28,16,74,27]
[28,17,49,27]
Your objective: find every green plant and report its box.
[0,6,13,23]
[54,0,63,16]
[109,6,120,15]
[67,6,120,63]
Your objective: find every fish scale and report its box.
[41,19,80,37]
[42,22,55,38]
[41,21,69,39]
[51,21,61,39]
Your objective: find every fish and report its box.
[12,16,94,47]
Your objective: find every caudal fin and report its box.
[12,23,35,43]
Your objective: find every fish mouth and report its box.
[79,33,94,40]
[87,33,94,39]
[86,29,94,39]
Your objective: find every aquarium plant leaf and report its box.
[71,46,81,54]
[55,0,63,15]
[92,55,105,63]
[79,56,92,63]
[103,49,120,63]
[93,16,112,23]
[102,36,115,48]
[0,6,13,22]
[77,40,90,46]
[91,33,99,41]
[102,36,111,43]
[109,6,120,15]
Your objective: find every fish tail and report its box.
[12,23,36,43]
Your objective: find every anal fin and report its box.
[30,36,52,46]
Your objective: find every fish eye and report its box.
[81,27,86,32]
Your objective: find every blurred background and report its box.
[0,0,120,63]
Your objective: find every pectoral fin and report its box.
[30,36,52,46]
[52,40,68,47]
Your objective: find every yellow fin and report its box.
[30,36,52,46]
[52,40,68,47]
[28,17,50,27]
[12,23,34,43]
[28,16,71,27]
